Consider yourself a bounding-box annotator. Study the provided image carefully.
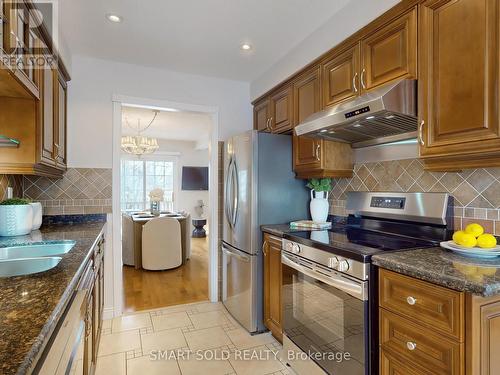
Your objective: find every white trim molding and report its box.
[111,95,219,318]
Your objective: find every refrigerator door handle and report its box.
[225,158,234,229]
[231,158,239,227]
[222,243,251,262]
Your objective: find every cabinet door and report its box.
[419,0,500,162]
[361,7,417,91]
[322,44,360,107]
[38,62,56,166]
[83,293,94,375]
[293,68,323,170]
[253,98,270,132]
[55,74,67,168]
[263,234,282,342]
[270,85,293,133]
[381,349,431,375]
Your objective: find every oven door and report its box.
[281,251,369,375]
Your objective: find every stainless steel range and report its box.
[281,192,453,375]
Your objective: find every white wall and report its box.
[157,140,210,221]
[250,0,401,99]
[67,55,252,168]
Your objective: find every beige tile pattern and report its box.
[328,159,500,234]
[0,174,22,200]
[97,301,288,375]
[23,168,112,215]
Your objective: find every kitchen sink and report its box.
[0,257,62,277]
[0,241,76,260]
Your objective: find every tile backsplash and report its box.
[328,158,500,234]
[0,174,23,200]
[23,168,112,215]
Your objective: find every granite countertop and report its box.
[373,247,500,297]
[0,222,106,375]
[260,224,315,237]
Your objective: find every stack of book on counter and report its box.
[290,220,332,230]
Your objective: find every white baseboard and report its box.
[103,307,116,320]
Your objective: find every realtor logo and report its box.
[1,0,59,70]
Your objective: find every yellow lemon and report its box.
[465,223,484,238]
[476,234,497,249]
[459,233,478,248]
[477,267,497,276]
[452,230,466,245]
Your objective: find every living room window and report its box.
[120,159,176,211]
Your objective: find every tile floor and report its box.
[96,301,289,375]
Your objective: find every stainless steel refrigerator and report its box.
[222,130,309,333]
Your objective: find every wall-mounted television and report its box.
[182,166,208,190]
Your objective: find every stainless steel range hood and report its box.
[294,79,417,148]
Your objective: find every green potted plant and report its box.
[306,179,332,223]
[0,198,34,236]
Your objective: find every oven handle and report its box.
[282,253,368,301]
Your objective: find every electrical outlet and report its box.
[6,187,13,199]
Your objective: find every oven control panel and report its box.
[282,239,369,281]
[370,196,406,209]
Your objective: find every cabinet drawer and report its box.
[380,309,464,375]
[381,348,431,375]
[379,269,464,340]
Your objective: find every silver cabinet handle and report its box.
[352,72,358,93]
[266,118,271,131]
[262,240,268,256]
[315,143,321,161]
[418,120,425,146]
[269,117,274,131]
[406,341,417,351]
[407,296,417,305]
[361,69,366,89]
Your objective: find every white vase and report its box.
[310,190,329,223]
[30,202,43,230]
[0,204,33,236]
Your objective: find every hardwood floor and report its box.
[122,236,209,313]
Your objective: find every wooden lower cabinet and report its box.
[37,234,105,375]
[466,294,500,374]
[263,233,283,342]
[380,269,500,375]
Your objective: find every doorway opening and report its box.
[111,96,219,317]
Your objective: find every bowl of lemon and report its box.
[441,223,500,258]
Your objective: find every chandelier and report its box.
[121,110,160,156]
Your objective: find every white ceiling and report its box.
[121,106,211,145]
[59,0,352,81]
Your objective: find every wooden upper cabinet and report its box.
[254,98,270,132]
[322,44,360,107]
[270,85,293,133]
[293,68,322,170]
[38,63,56,167]
[419,0,500,170]
[55,73,67,168]
[361,7,417,91]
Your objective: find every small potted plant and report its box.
[306,178,332,223]
[0,198,34,236]
[149,188,164,216]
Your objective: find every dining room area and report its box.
[119,105,212,313]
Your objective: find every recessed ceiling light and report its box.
[320,129,328,133]
[353,124,362,128]
[241,43,252,51]
[365,115,375,120]
[106,14,122,23]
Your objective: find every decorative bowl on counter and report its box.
[440,240,500,258]
[0,199,34,237]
